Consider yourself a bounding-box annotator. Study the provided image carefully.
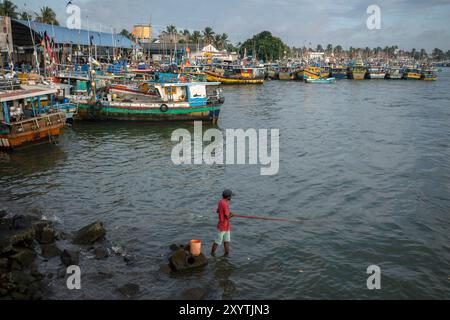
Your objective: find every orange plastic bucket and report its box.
[190,239,202,256]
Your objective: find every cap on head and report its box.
[222,189,233,199]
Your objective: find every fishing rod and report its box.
[232,214,312,223]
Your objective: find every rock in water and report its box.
[33,221,55,244]
[72,221,106,245]
[169,248,208,272]
[41,244,61,259]
[0,210,7,219]
[116,283,140,298]
[60,249,80,266]
[94,247,109,260]
[10,248,36,270]
[181,287,207,300]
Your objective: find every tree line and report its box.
[120,25,236,51]
[0,0,59,25]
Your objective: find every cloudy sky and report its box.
[13,0,450,51]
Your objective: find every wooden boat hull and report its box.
[298,67,321,81]
[205,72,264,84]
[368,73,386,79]
[75,103,222,122]
[403,73,421,80]
[267,70,279,80]
[386,73,403,79]
[278,72,295,80]
[0,113,66,149]
[305,77,336,84]
[349,70,366,80]
[330,72,347,79]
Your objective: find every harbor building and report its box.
[7,19,138,69]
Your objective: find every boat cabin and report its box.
[0,87,67,149]
[155,82,222,105]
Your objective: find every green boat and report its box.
[305,77,336,84]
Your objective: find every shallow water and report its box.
[1,70,450,299]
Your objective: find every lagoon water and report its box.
[1,70,450,299]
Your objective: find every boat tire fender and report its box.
[160,104,169,113]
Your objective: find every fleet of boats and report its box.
[0,53,440,150]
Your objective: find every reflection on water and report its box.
[214,258,236,299]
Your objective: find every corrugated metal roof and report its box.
[14,20,138,49]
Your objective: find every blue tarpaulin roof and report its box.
[14,19,137,49]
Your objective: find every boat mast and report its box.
[26,10,40,75]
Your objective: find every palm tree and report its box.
[36,6,59,25]
[221,33,229,48]
[326,44,333,54]
[333,45,343,56]
[432,48,444,61]
[316,44,323,52]
[0,0,18,19]
[364,47,371,59]
[189,31,202,44]
[213,34,223,49]
[419,49,427,60]
[19,11,33,21]
[202,27,215,45]
[349,46,354,58]
[165,25,177,35]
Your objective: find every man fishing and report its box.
[211,189,234,256]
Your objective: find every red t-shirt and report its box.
[217,199,231,231]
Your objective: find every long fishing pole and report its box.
[232,214,312,223]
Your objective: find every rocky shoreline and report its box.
[0,210,107,300]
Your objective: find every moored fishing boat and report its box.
[278,67,296,80]
[205,66,265,84]
[329,66,348,79]
[297,66,321,81]
[0,86,67,149]
[75,82,224,123]
[266,65,280,80]
[320,66,330,78]
[367,66,386,79]
[305,77,336,84]
[348,59,367,80]
[385,67,403,79]
[420,69,437,81]
[402,67,421,80]
[109,83,158,97]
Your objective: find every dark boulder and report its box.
[123,254,136,266]
[38,225,55,245]
[116,283,140,298]
[0,210,7,219]
[181,287,207,300]
[159,264,172,275]
[10,248,37,270]
[60,249,80,266]
[41,244,61,259]
[0,225,35,254]
[73,221,106,245]
[169,248,208,272]
[12,215,39,230]
[94,247,109,260]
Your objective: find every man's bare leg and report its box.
[224,242,230,256]
[211,243,218,256]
